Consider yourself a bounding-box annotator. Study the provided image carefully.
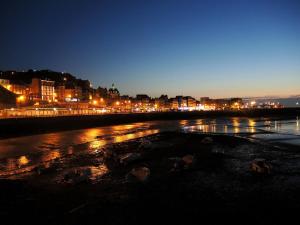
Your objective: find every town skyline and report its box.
[0,68,299,100]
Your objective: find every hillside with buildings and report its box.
[0,69,268,113]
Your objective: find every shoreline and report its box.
[0,108,299,139]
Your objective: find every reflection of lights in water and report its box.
[18,156,29,166]
[195,119,203,125]
[42,133,63,147]
[196,125,209,133]
[1,157,34,177]
[85,128,102,139]
[234,127,240,133]
[297,118,299,131]
[264,120,272,131]
[89,140,106,149]
[211,119,217,125]
[232,118,240,127]
[42,150,60,162]
[112,124,139,132]
[232,118,240,133]
[187,126,195,132]
[89,165,109,180]
[224,125,228,133]
[180,120,188,126]
[248,119,256,127]
[126,133,135,139]
[246,127,255,133]
[212,124,216,133]
[247,119,256,133]
[274,121,281,131]
[89,129,159,150]
[114,129,159,143]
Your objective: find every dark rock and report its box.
[182,154,195,168]
[170,155,196,171]
[63,168,92,184]
[212,146,225,155]
[201,137,213,144]
[138,139,152,149]
[119,153,142,165]
[250,158,272,174]
[127,167,150,182]
[103,149,115,160]
[34,163,57,175]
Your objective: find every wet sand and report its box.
[1,131,300,225]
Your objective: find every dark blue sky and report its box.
[0,0,299,98]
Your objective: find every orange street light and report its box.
[17,95,25,103]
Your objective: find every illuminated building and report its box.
[154,95,169,111]
[108,83,120,99]
[0,78,30,95]
[0,79,10,88]
[0,79,30,105]
[0,84,16,108]
[185,96,197,109]
[169,98,179,110]
[55,85,65,102]
[135,94,151,111]
[31,78,55,102]
[64,86,82,102]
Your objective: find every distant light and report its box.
[53,108,57,111]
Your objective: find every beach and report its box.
[1,130,300,225]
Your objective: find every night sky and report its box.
[0,0,299,98]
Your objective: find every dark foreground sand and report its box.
[1,132,300,225]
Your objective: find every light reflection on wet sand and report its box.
[0,118,299,178]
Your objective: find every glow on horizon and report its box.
[0,0,299,98]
